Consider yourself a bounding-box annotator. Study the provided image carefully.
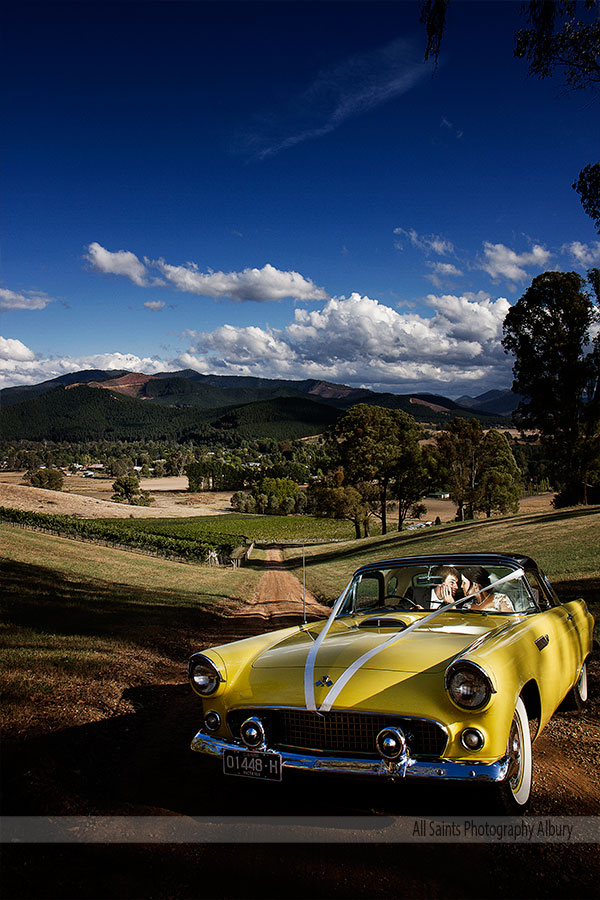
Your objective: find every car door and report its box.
[523,569,582,724]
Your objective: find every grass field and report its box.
[0,525,262,738]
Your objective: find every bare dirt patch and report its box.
[0,479,234,518]
[0,471,555,525]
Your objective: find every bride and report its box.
[460,566,515,613]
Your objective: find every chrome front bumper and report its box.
[191,731,513,784]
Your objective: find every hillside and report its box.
[455,388,521,416]
[0,369,128,406]
[0,368,510,442]
[190,395,340,440]
[0,384,340,442]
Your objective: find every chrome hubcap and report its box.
[508,718,523,791]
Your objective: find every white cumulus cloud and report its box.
[86,243,327,303]
[183,291,514,392]
[562,240,600,268]
[144,300,166,310]
[0,336,36,361]
[1,291,516,394]
[151,259,328,303]
[86,242,158,287]
[478,242,551,282]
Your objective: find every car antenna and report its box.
[302,543,307,625]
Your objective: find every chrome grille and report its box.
[227,709,447,758]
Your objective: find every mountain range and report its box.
[0,369,519,442]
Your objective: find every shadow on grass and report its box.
[509,505,600,527]
[553,575,600,610]
[0,559,298,658]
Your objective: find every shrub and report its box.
[26,468,64,491]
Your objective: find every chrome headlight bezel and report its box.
[188,653,223,696]
[445,661,495,711]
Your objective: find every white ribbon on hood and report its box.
[304,580,352,712]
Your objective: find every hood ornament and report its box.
[315,675,334,687]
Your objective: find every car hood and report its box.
[251,615,501,675]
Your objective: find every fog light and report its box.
[376,726,406,760]
[240,717,266,749]
[204,711,221,732]
[460,728,485,751]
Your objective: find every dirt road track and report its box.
[2,656,598,900]
[220,548,330,622]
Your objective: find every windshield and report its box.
[337,562,539,617]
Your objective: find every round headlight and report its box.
[445,662,494,710]
[204,710,221,732]
[189,656,221,696]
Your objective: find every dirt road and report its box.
[219,548,330,622]
[2,615,598,900]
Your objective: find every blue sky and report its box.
[1,0,598,396]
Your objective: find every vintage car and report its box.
[188,553,594,811]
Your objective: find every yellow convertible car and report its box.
[188,553,594,811]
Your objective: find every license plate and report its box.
[223,748,282,781]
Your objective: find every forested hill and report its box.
[0,385,341,442]
[0,369,128,405]
[0,386,180,442]
[0,369,510,442]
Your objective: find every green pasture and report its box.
[97,513,362,542]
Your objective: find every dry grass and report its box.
[0,624,177,738]
[0,524,260,597]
